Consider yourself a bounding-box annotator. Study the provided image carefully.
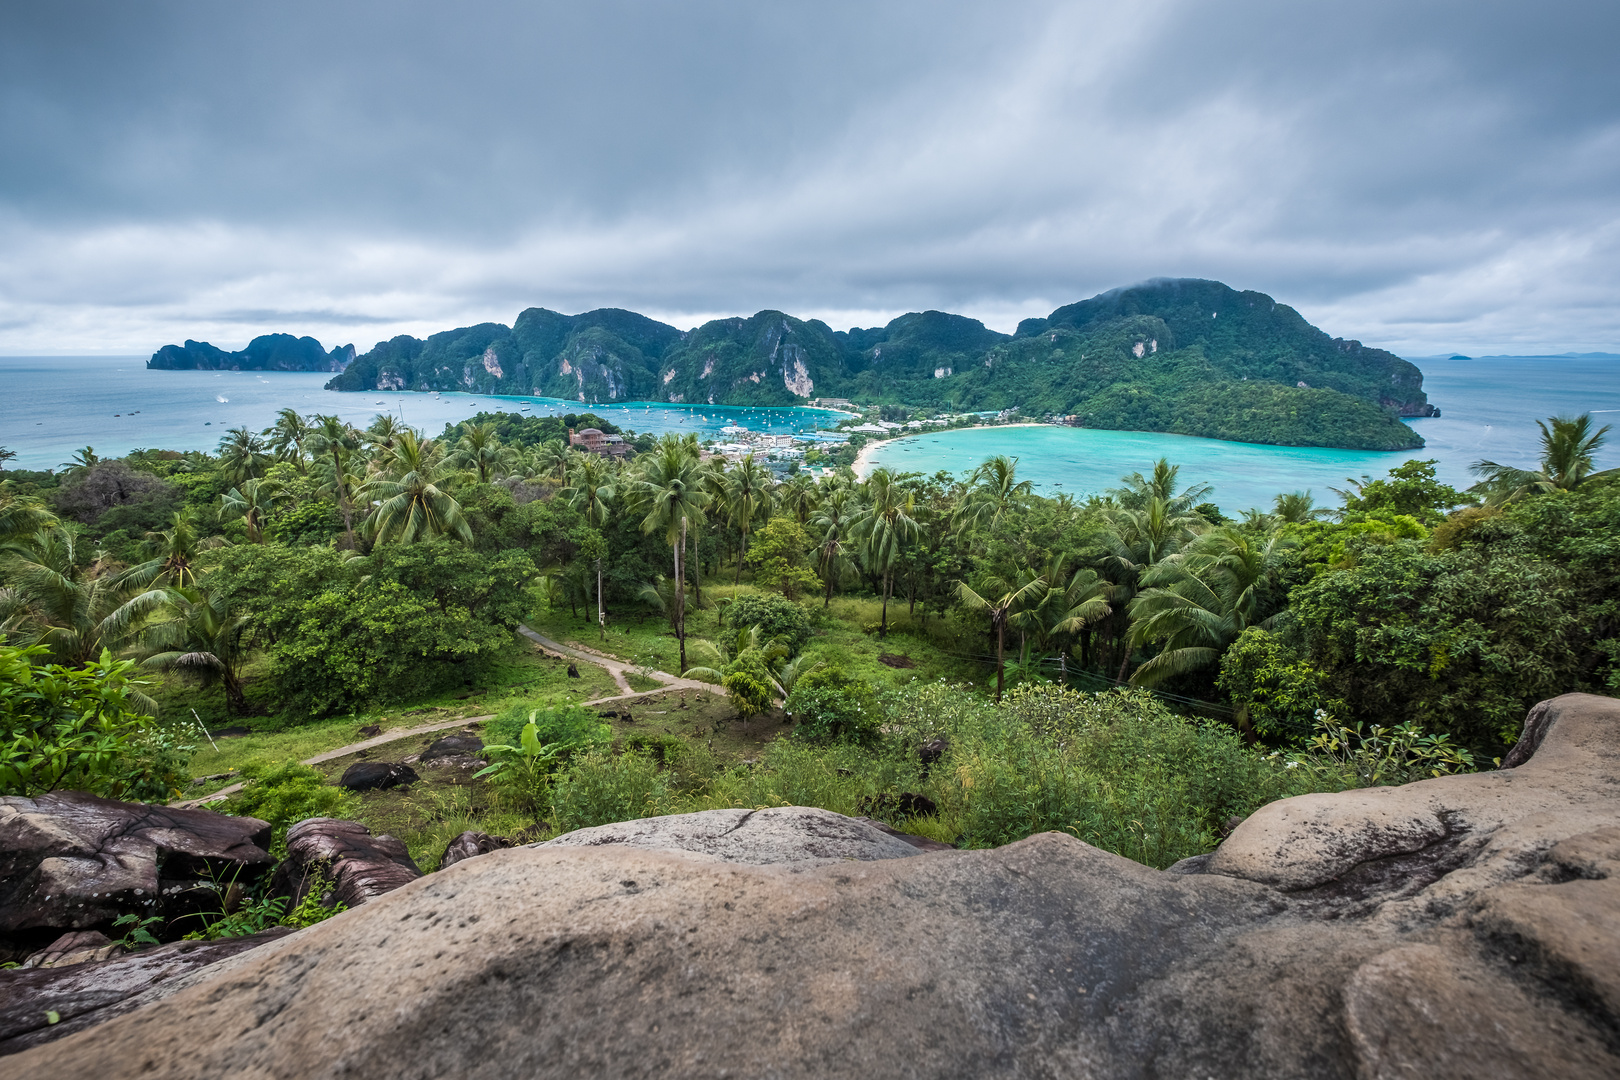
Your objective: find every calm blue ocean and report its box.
[0,357,841,470]
[1,354,1615,512]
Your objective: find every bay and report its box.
[1,354,1615,514]
[0,356,840,471]
[858,355,1620,512]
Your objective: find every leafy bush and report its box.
[223,761,348,840]
[722,592,811,652]
[484,703,611,756]
[723,671,774,719]
[0,644,158,799]
[1216,627,1342,745]
[550,749,673,831]
[116,722,199,803]
[785,665,878,743]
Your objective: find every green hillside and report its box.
[152,279,1434,450]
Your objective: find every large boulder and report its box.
[0,928,293,1057]
[437,831,510,871]
[12,693,1620,1079]
[267,818,421,910]
[338,762,418,791]
[535,806,930,864]
[0,792,272,957]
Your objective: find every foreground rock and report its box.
[14,693,1620,1079]
[536,806,930,864]
[267,817,422,910]
[0,792,272,959]
[0,929,292,1056]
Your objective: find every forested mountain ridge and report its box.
[149,333,356,372]
[149,279,1434,450]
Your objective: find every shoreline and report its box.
[852,423,1050,475]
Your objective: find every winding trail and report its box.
[172,626,722,810]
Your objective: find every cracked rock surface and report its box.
[12,692,1620,1079]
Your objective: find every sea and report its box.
[1,354,1616,514]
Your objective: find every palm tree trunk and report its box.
[675,519,688,674]
[994,615,1006,703]
[880,571,891,637]
[1116,639,1131,684]
[596,556,605,641]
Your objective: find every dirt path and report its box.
[518,625,725,699]
[172,627,723,810]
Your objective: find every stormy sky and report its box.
[2,0,1617,356]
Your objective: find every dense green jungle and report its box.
[151,279,1435,451]
[3,406,1616,943]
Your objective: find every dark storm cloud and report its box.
[1,0,1616,354]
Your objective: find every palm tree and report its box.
[1097,495,1208,680]
[116,512,215,590]
[531,439,572,483]
[1109,458,1212,514]
[220,477,282,544]
[776,473,819,525]
[364,414,406,452]
[58,447,99,477]
[359,432,473,545]
[1471,414,1616,504]
[724,454,775,585]
[3,528,131,665]
[954,454,1033,534]
[263,408,311,472]
[449,422,515,484]
[116,586,251,714]
[627,436,711,672]
[217,427,270,485]
[560,455,617,527]
[308,415,363,549]
[809,486,863,607]
[1272,491,1329,523]
[1029,558,1113,670]
[1126,526,1293,692]
[852,468,920,637]
[956,571,1049,702]
[0,481,58,546]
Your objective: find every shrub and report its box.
[785,665,878,744]
[550,749,672,831]
[0,645,158,799]
[723,671,774,719]
[485,703,611,756]
[224,761,348,842]
[722,592,811,652]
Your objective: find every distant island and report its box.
[148,279,1436,451]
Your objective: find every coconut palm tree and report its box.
[626,436,711,673]
[364,414,406,452]
[809,486,863,607]
[220,477,282,544]
[217,427,270,485]
[263,408,312,472]
[1109,458,1212,514]
[531,439,572,483]
[1096,495,1208,680]
[776,473,819,525]
[58,447,99,477]
[560,454,616,528]
[1272,490,1329,524]
[359,432,473,545]
[115,586,251,714]
[116,512,216,590]
[851,468,920,637]
[954,454,1033,535]
[956,571,1049,703]
[0,481,58,546]
[724,454,775,584]
[1471,413,1617,504]
[449,422,515,484]
[2,528,132,665]
[308,415,363,549]
[1126,526,1294,691]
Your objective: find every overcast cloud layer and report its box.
[2,0,1618,355]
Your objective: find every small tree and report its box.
[747,518,821,600]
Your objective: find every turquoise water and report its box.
[860,356,1620,511]
[1,354,1614,512]
[0,357,842,471]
